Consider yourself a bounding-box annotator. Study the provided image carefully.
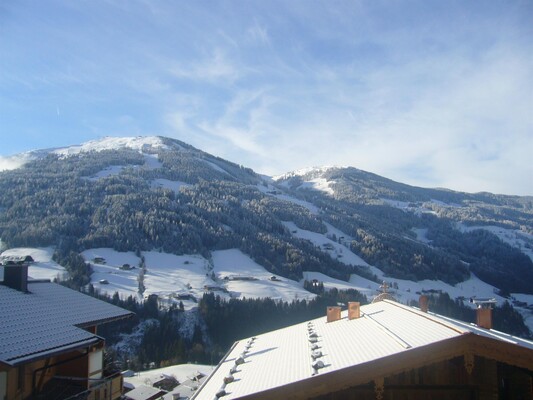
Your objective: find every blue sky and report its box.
[1,1,532,195]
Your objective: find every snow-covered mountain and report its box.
[1,136,532,331]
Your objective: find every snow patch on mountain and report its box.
[412,228,432,244]
[302,271,376,297]
[197,158,232,177]
[255,183,320,214]
[53,136,169,156]
[273,166,339,195]
[85,165,126,181]
[456,223,533,262]
[273,166,341,180]
[143,153,163,169]
[1,136,171,171]
[151,179,191,193]
[282,221,369,267]
[299,177,335,195]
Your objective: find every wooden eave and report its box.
[236,333,533,400]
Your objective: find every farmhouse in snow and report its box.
[193,297,533,400]
[0,263,133,400]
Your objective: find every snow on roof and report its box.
[0,281,133,366]
[124,385,166,400]
[193,300,533,400]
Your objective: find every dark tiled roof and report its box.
[0,281,133,366]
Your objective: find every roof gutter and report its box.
[5,337,102,367]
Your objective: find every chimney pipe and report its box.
[419,295,429,313]
[348,302,360,320]
[326,306,341,323]
[476,307,492,330]
[2,264,29,293]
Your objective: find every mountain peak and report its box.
[0,136,191,171]
[51,136,170,156]
[272,165,345,181]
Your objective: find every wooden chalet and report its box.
[0,264,133,400]
[193,297,533,400]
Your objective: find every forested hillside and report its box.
[1,136,532,295]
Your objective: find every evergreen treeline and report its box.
[420,292,531,338]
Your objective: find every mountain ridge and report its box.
[0,136,532,298]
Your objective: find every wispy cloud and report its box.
[1,1,531,195]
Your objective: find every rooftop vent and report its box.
[312,360,324,370]
[326,306,341,322]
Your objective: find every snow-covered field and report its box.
[212,249,315,302]
[80,247,315,306]
[0,247,66,281]
[82,248,143,300]
[4,242,532,333]
[81,249,217,310]
[142,251,215,308]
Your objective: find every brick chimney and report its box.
[476,307,493,330]
[2,263,29,293]
[348,302,360,320]
[419,295,429,313]
[327,306,341,322]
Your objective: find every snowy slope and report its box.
[0,247,66,280]
[273,166,341,195]
[255,183,320,214]
[82,248,142,299]
[6,245,531,332]
[457,223,533,262]
[52,136,169,156]
[211,249,315,302]
[302,271,377,297]
[142,251,215,307]
[282,221,369,267]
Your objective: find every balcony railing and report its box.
[36,371,123,400]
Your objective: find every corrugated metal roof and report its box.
[0,281,133,366]
[193,300,533,400]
